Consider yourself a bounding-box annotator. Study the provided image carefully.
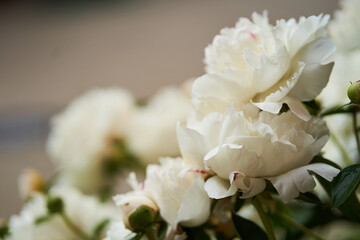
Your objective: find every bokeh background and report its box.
[0,0,338,218]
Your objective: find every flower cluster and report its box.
[5,4,360,240]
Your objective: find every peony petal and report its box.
[176,176,211,228]
[192,69,255,112]
[204,144,260,179]
[288,37,336,101]
[251,100,283,114]
[204,175,238,199]
[283,96,311,121]
[232,172,266,198]
[176,124,206,169]
[251,41,290,93]
[268,163,340,203]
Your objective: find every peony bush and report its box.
[3,2,360,240]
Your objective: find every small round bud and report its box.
[128,205,158,231]
[18,169,45,200]
[46,195,64,214]
[348,80,360,104]
[115,193,158,231]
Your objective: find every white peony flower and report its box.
[8,186,121,240]
[126,86,192,164]
[329,0,360,53]
[47,88,135,193]
[144,158,211,229]
[177,108,339,202]
[193,12,335,120]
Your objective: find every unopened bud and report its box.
[348,80,360,104]
[115,193,158,231]
[18,169,45,200]
[46,195,64,215]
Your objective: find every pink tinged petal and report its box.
[283,96,311,121]
[288,38,336,101]
[204,144,260,179]
[204,175,238,199]
[176,176,211,228]
[231,172,266,198]
[176,124,206,169]
[268,163,340,203]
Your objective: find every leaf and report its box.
[92,219,110,239]
[316,173,360,221]
[331,164,360,207]
[0,224,9,240]
[231,212,268,240]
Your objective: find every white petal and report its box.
[268,163,340,203]
[192,69,255,112]
[204,144,260,179]
[251,100,283,114]
[176,124,206,169]
[176,176,211,227]
[232,172,266,198]
[204,175,238,199]
[283,96,311,121]
[288,37,335,101]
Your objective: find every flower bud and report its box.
[18,169,45,200]
[347,80,360,104]
[116,193,158,232]
[46,195,64,214]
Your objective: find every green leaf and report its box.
[0,224,9,240]
[332,164,360,207]
[92,219,110,239]
[231,212,268,240]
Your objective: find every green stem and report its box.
[276,212,324,240]
[330,133,353,165]
[352,111,360,163]
[252,196,276,240]
[145,226,157,240]
[60,213,93,240]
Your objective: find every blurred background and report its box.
[0,0,338,218]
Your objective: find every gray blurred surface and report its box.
[0,0,339,218]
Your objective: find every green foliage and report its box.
[332,164,360,207]
[92,219,110,239]
[0,224,9,240]
[231,212,268,240]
